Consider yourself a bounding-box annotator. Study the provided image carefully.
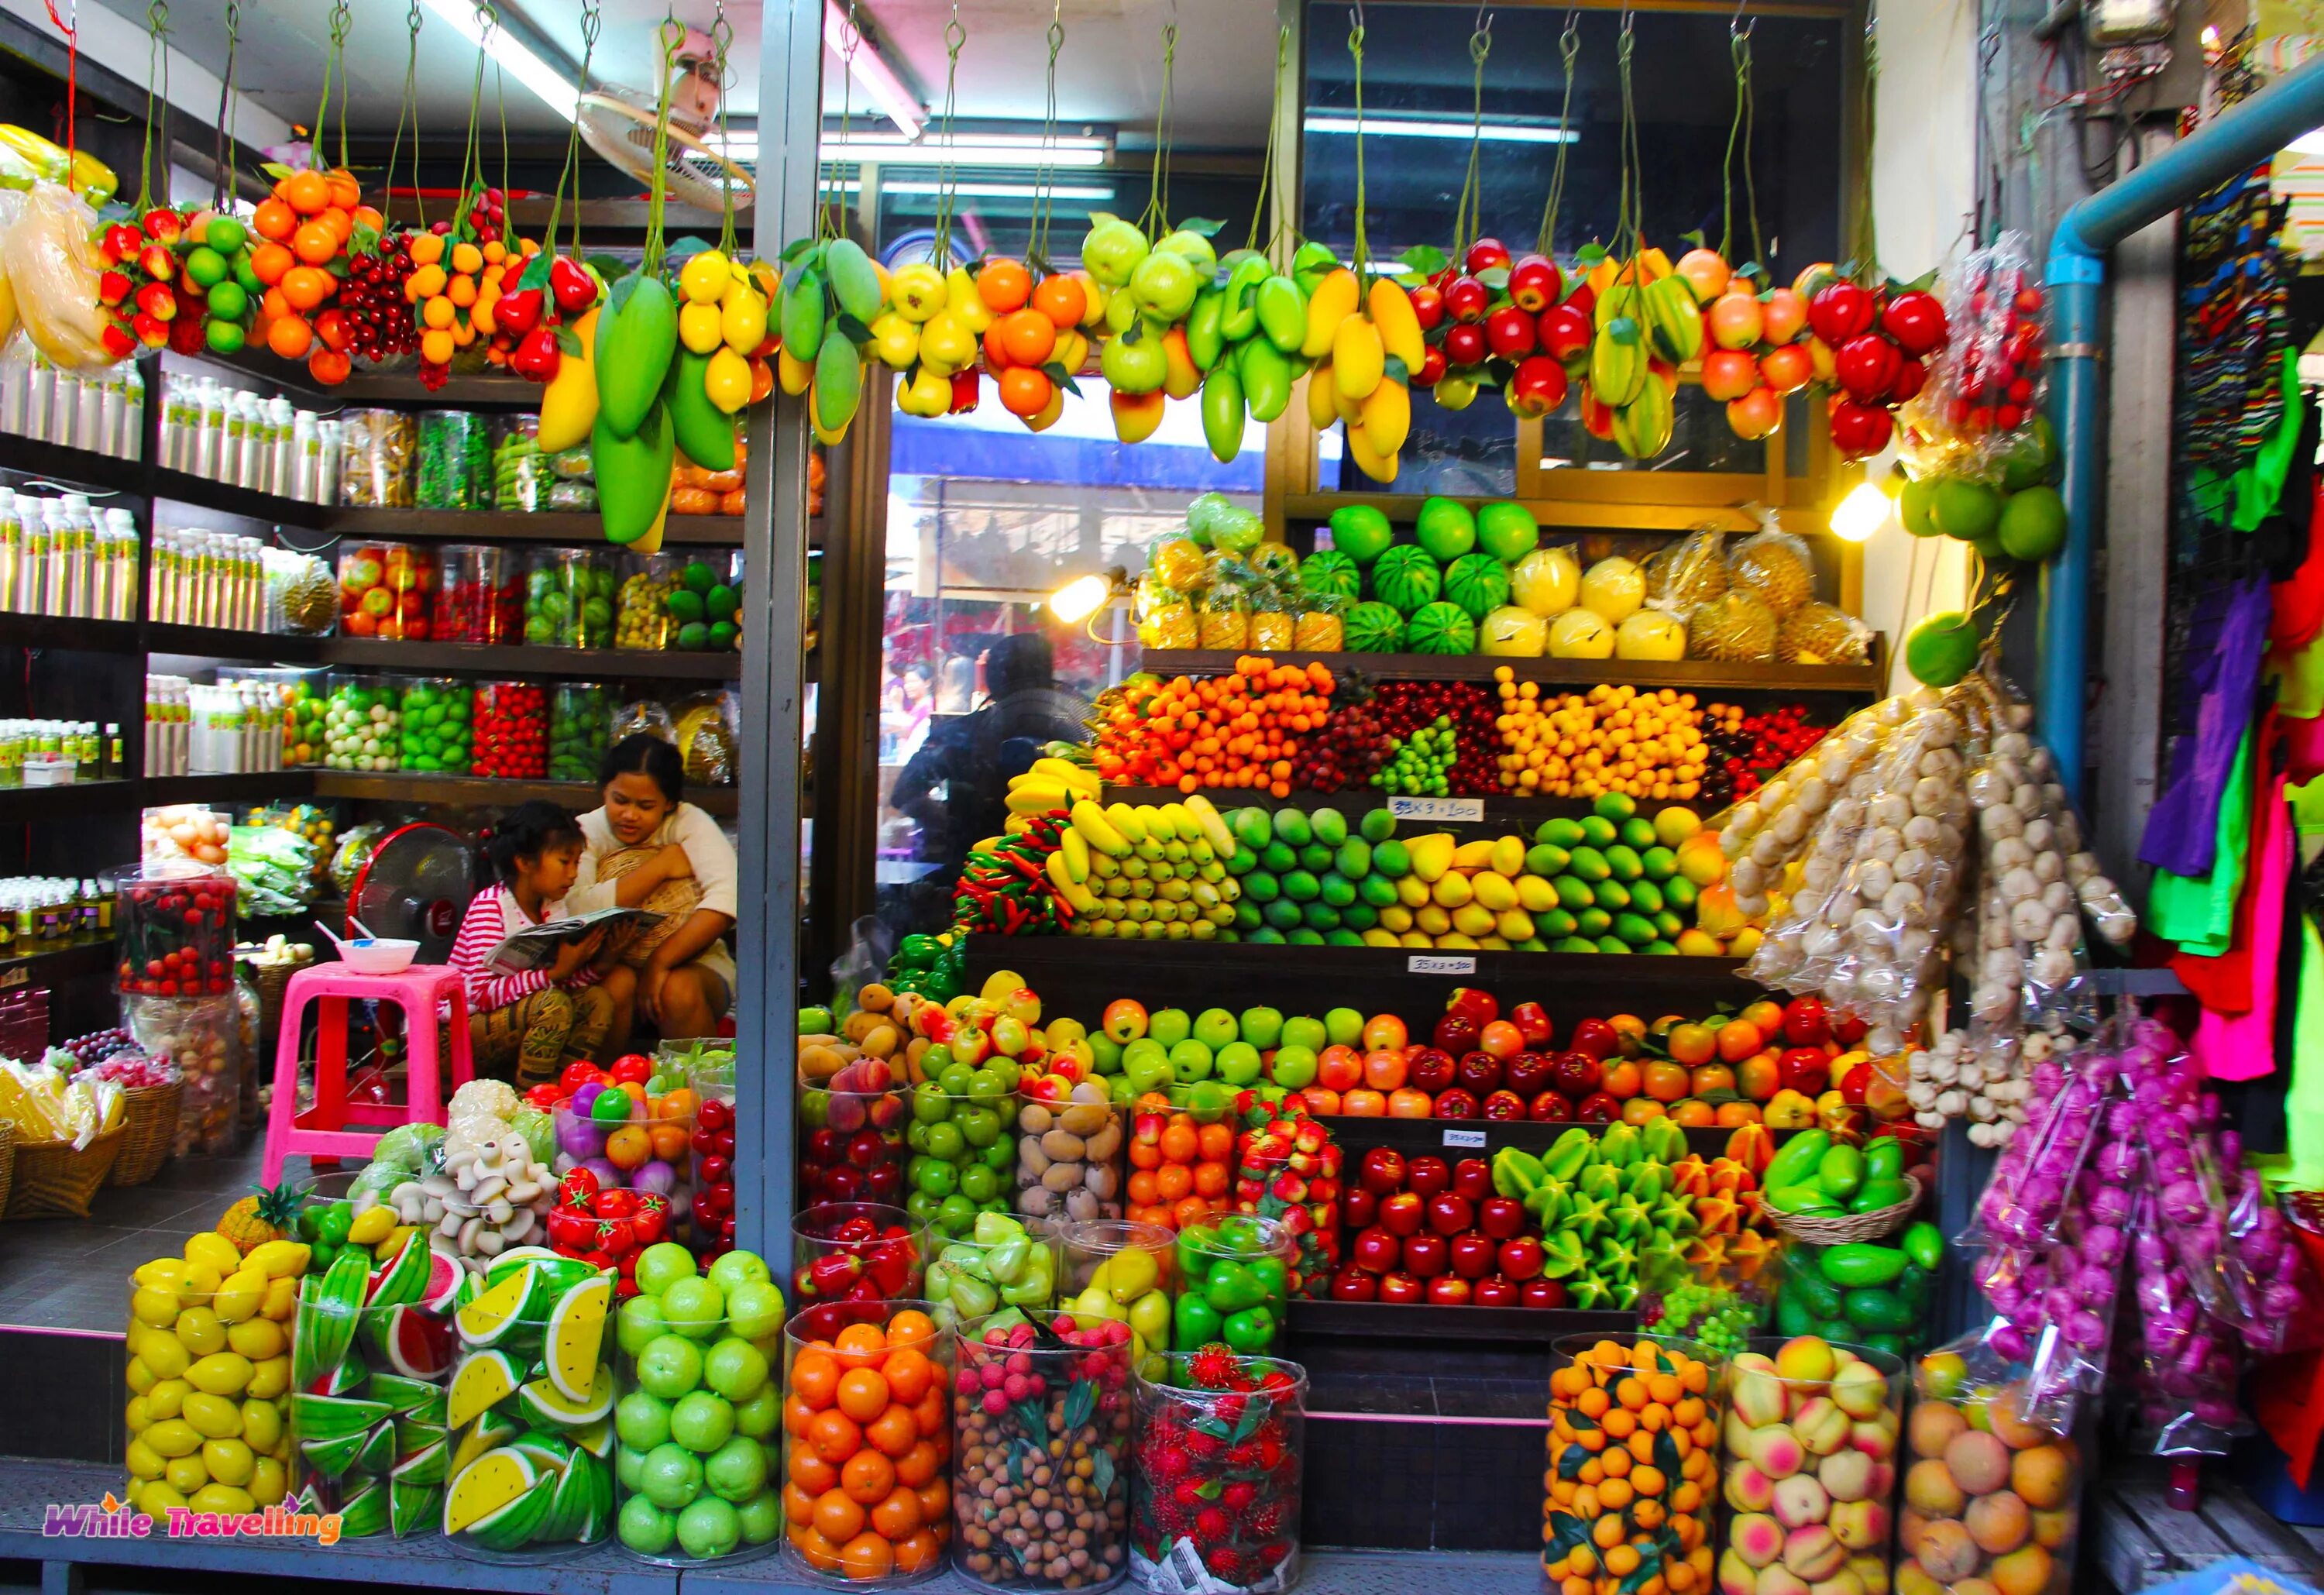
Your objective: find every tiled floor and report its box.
[0,1139,315,1332]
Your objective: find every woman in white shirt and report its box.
[566,734,738,1041]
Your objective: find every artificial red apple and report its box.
[1443,321,1487,367]
[1508,253,1562,312]
[1521,1277,1568,1309]
[1498,1235,1545,1280]
[1378,1193,1424,1238]
[1478,1196,1526,1239]
[1402,1232,1448,1278]
[1359,1147,1408,1195]
[1473,1274,1520,1307]
[1446,987,1498,1026]
[1432,1088,1480,1119]
[1408,283,1445,332]
[1444,276,1490,324]
[1330,1265,1379,1301]
[1483,1090,1528,1122]
[1542,302,1591,365]
[1485,304,1538,360]
[1505,1052,1554,1097]
[1831,1012,1869,1046]
[1465,237,1512,276]
[1449,1231,1496,1279]
[1456,1051,1503,1097]
[1569,1019,1618,1060]
[1576,1091,1621,1124]
[1408,1047,1458,1095]
[1425,1191,1474,1236]
[1378,1270,1424,1305]
[1452,1158,1492,1201]
[1509,1002,1554,1050]
[1432,1013,1481,1056]
[1406,1156,1450,1198]
[1783,997,1830,1046]
[1528,1090,1576,1122]
[1352,1225,1402,1272]
[1342,1186,1379,1230]
[1551,1050,1603,1097]
[1427,1274,1474,1306]
[1779,1047,1832,1096]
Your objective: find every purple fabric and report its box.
[2142,576,2274,878]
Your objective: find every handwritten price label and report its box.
[1407,954,1477,975]
[1441,1127,1487,1150]
[1387,796,1484,823]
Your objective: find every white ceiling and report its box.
[90,0,1277,146]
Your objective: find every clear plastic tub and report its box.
[1171,1215,1292,1357]
[779,1300,952,1584]
[617,553,686,651]
[923,1217,1060,1331]
[1546,1333,1724,1595]
[1714,1336,1903,1595]
[1055,1219,1175,1373]
[339,409,414,507]
[322,675,403,772]
[682,1044,739,1256]
[528,549,617,649]
[397,678,473,774]
[1012,1088,1123,1227]
[122,1268,296,1526]
[115,861,235,998]
[1129,1352,1305,1593]
[951,1309,1135,1591]
[903,1090,1023,1241]
[790,1202,927,1342]
[1897,1347,2078,1595]
[799,1061,909,1210]
[610,1249,786,1566]
[494,415,550,513]
[280,678,328,768]
[416,411,491,510]
[552,1088,694,1205]
[337,542,435,641]
[548,682,610,782]
[472,681,550,779]
[443,1253,616,1559]
[431,544,523,645]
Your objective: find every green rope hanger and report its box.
[1030,0,1064,268]
[1855,13,1879,270]
[710,0,739,258]
[924,6,965,263]
[1139,22,1180,241]
[1449,11,1492,267]
[450,2,493,241]
[1535,11,1580,259]
[1245,23,1289,256]
[540,0,600,260]
[823,1,858,240]
[388,0,425,232]
[1613,9,1642,266]
[315,0,351,174]
[211,0,239,211]
[1347,8,1369,277]
[643,14,683,273]
[135,0,167,217]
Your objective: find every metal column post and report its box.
[733,0,825,1257]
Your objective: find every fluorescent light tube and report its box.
[419,0,578,122]
[825,1,925,140]
[713,130,1112,168]
[1307,115,1573,143]
[883,181,1116,201]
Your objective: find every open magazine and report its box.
[486,906,662,973]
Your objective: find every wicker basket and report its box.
[0,1119,15,1216]
[1767,1172,1924,1245]
[5,1127,124,1219]
[106,1080,184,1188]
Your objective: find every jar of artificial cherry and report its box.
[687,1089,737,1258]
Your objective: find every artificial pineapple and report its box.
[1688,591,1779,662]
[217,1184,299,1253]
[1727,530,1814,617]
[1778,601,1870,664]
[1644,527,1729,610]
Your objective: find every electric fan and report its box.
[574,24,753,214]
[346,823,475,964]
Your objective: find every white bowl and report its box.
[337,938,419,975]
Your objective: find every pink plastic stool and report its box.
[263,963,475,1187]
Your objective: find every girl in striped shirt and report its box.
[449,801,634,1087]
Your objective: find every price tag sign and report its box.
[1442,1127,1487,1150]
[1407,954,1477,975]
[1387,796,1484,823]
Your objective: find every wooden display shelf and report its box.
[145,623,325,663]
[1136,648,1884,696]
[0,940,113,985]
[143,772,318,806]
[1315,1115,1790,1160]
[0,433,148,494]
[1101,784,1696,829]
[0,778,138,818]
[1287,1299,1632,1342]
[324,507,746,548]
[323,638,740,682]
[964,934,1762,1013]
[0,615,143,652]
[149,466,325,528]
[310,771,739,816]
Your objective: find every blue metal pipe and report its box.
[2043,53,2324,800]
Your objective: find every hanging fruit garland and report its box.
[662,4,768,469]
[330,0,424,373]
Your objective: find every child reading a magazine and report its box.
[449,801,636,1086]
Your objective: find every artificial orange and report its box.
[251,198,296,242]
[249,242,294,287]
[307,348,351,385]
[805,1407,862,1464]
[878,1348,933,1405]
[893,1439,941,1487]
[323,168,361,209]
[885,1311,935,1353]
[865,1404,918,1459]
[976,258,1031,313]
[869,1485,921,1538]
[782,1480,816,1525]
[839,1449,895,1505]
[266,316,313,359]
[892,1528,943,1574]
[995,308,1057,369]
[280,169,332,216]
[786,1445,837,1491]
[811,1487,865,1545]
[1030,273,1085,328]
[837,1533,895,1580]
[831,1322,888,1370]
[792,1349,840,1407]
[835,1368,890,1423]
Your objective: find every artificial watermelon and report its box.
[1344,600,1405,653]
[1298,548,1361,603]
[1404,601,1477,655]
[1370,545,1442,615]
[1443,552,1512,620]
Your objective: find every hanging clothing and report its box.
[2149,726,2257,955]
[2191,784,2293,1080]
[2141,577,2276,879]
[2176,711,2285,1012]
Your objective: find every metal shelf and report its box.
[325,507,746,548]
[311,771,739,816]
[322,638,740,682]
[0,940,113,985]
[0,615,143,652]
[1136,648,1884,696]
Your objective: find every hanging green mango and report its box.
[1200,365,1244,463]
[595,274,679,440]
[668,348,737,472]
[595,401,675,545]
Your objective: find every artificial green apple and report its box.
[1280,1015,1327,1054]
[1090,1034,1123,1072]
[1324,1007,1366,1047]
[1193,1009,1239,1050]
[1149,1009,1192,1047]
[1122,1039,1172,1095]
[1239,1006,1284,1050]
[1215,1042,1263,1086]
[1167,1038,1215,1082]
[1081,214,1149,287]
[1270,1044,1318,1091]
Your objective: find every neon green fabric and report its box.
[2149,726,2254,954]
[2191,352,2305,531]
[2296,773,2324,832]
[2290,914,2324,1188]
[2277,634,2324,720]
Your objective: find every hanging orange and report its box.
[323,168,361,209]
[251,198,296,242]
[1030,273,1085,329]
[318,206,353,244]
[994,308,1057,369]
[975,257,1031,313]
[998,366,1053,418]
[280,169,332,216]
[307,348,351,385]
[291,221,339,266]
[280,266,333,312]
[266,316,313,359]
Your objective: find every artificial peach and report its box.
[1758,1567,1811,1595]
[2009,1443,2071,1509]
[1918,1351,1968,1398]
[1808,1570,1866,1595]
[1728,1407,1761,1456]
[1732,1511,1785,1567]
[1849,1419,1898,1461]
[1899,1508,1930,1553]
[1913,1519,1981,1583]
[1818,1449,1874,1502]
[1732,1353,1790,1428]
[1829,1498,1889,1550]
[1831,1359,1890,1421]
[1867,1461,1896,1502]
[1717,1548,1758,1595]
[1989,1543,2052,1595]
[1751,1424,1807,1480]
[1725,1459,1776,1512]
[1773,1474,1831,1529]
[1847,1553,1892,1595]
[2031,1507,2075,1549]
[1943,1429,2013,1496]
[1894,1560,1943,1595]
[1965,1490,2030,1555]
[1910,1401,1967,1458]
[1776,1336,1838,1390]
[1986,1384,2051,1450]
[1953,1583,2000,1595]
[1783,1525,1848,1581]
[1904,1458,1966,1517]
[1793,1396,1851,1456]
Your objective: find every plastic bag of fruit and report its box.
[124,991,241,1155]
[1642,524,1730,612]
[1,181,110,369]
[1901,231,2047,481]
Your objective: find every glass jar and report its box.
[338,542,437,642]
[904,1088,1021,1241]
[790,1202,927,1342]
[528,548,617,649]
[1129,1353,1305,1593]
[281,678,328,768]
[1897,1349,2075,1595]
[123,1269,294,1525]
[1056,1219,1175,1375]
[548,683,610,782]
[1012,1088,1123,1228]
[1546,1333,1724,1595]
[617,553,686,651]
[548,444,598,512]
[431,544,524,646]
[1171,1216,1291,1356]
[681,1043,739,1257]
[1125,1098,1235,1233]
[396,678,473,774]
[339,408,415,507]
[1713,1337,1902,1595]
[493,414,550,512]
[323,675,403,772]
[472,681,550,779]
[924,1215,1060,1331]
[284,1239,457,1538]
[779,1301,952,1583]
[608,1246,786,1566]
[551,1086,694,1204]
[115,861,235,998]
[444,1253,616,1558]
[799,1049,908,1209]
[952,1309,1135,1592]
[416,410,491,510]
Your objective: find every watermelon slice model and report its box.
[390,1476,442,1539]
[335,1480,390,1539]
[379,1305,454,1380]
[366,1232,432,1309]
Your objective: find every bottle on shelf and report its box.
[145,675,191,776]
